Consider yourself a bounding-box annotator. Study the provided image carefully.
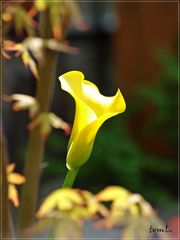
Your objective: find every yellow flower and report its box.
[6,163,26,207]
[59,71,126,170]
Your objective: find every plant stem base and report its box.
[63,168,79,188]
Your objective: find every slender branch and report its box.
[17,10,58,235]
[63,169,79,188]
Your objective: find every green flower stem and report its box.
[63,168,79,188]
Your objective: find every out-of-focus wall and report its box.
[113,2,178,165]
[114,2,178,96]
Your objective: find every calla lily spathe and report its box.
[59,71,126,170]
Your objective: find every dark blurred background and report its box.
[3,1,178,212]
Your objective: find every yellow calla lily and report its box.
[59,71,126,170]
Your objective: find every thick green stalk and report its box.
[63,169,79,188]
[17,10,58,234]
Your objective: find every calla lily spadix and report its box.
[59,71,126,171]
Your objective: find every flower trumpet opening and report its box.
[59,71,126,170]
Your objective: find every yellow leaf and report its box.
[69,206,90,220]
[34,0,47,12]
[81,190,109,217]
[2,12,12,22]
[3,40,22,51]
[8,184,19,207]
[128,194,154,216]
[21,50,30,66]
[21,51,39,80]
[28,57,39,80]
[7,173,26,185]
[6,163,15,173]
[57,189,84,211]
[36,191,58,218]
[6,163,26,207]
[96,186,130,202]
[36,188,83,218]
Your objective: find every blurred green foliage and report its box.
[42,48,177,204]
[130,48,178,146]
